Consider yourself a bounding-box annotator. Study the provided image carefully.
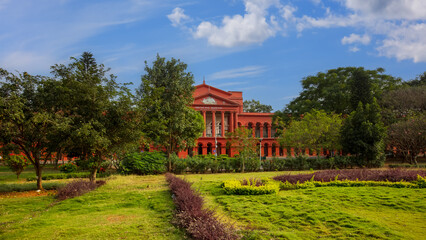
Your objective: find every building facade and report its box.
[178,81,282,158]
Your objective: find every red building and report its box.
[178,81,281,158]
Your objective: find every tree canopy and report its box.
[243,99,273,113]
[280,67,402,117]
[137,55,204,170]
[278,109,342,155]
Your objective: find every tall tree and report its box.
[387,115,426,165]
[0,70,69,190]
[340,99,386,167]
[278,109,342,156]
[226,127,258,173]
[282,67,402,117]
[137,55,204,171]
[243,99,273,113]
[50,52,141,182]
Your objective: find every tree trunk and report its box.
[35,164,43,190]
[89,168,97,183]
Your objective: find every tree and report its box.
[4,155,29,179]
[278,109,342,156]
[0,69,68,189]
[226,127,258,173]
[50,52,141,182]
[137,55,204,171]
[380,85,426,125]
[405,71,426,87]
[283,67,402,116]
[243,99,273,113]
[387,115,426,165]
[340,99,386,167]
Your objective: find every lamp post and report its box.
[259,138,262,167]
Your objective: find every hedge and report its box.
[222,178,280,195]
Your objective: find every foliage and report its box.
[119,151,166,175]
[0,182,66,192]
[4,155,29,179]
[387,114,426,165]
[380,85,426,125]
[137,55,204,171]
[0,69,69,190]
[341,99,386,167]
[273,168,426,184]
[50,52,142,182]
[278,109,342,153]
[281,67,402,117]
[227,127,259,173]
[405,71,426,87]
[26,172,112,181]
[165,173,239,240]
[56,179,105,201]
[222,178,279,195]
[58,163,78,173]
[388,164,426,168]
[243,99,273,113]
[262,155,353,171]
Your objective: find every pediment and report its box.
[194,93,240,106]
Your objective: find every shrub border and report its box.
[165,173,239,240]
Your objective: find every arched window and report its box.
[226,141,231,157]
[217,143,222,155]
[272,143,276,156]
[188,147,193,157]
[264,143,269,157]
[207,143,212,154]
[198,143,203,155]
[263,123,268,138]
[255,123,261,138]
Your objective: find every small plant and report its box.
[59,162,78,173]
[56,179,106,200]
[223,178,279,195]
[5,155,29,179]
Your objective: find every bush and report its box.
[0,182,65,192]
[274,168,426,184]
[56,179,105,200]
[26,172,112,181]
[170,154,187,174]
[222,178,280,195]
[4,155,29,179]
[389,164,426,168]
[59,163,78,173]
[74,158,90,170]
[165,173,238,240]
[119,151,166,175]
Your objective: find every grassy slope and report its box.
[183,172,426,240]
[0,175,185,240]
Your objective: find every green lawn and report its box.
[183,172,426,240]
[1,168,425,239]
[0,175,185,240]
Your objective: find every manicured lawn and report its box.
[1,168,425,239]
[183,172,426,240]
[0,175,185,240]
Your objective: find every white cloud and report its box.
[209,66,266,80]
[193,0,280,47]
[167,7,189,27]
[377,23,426,62]
[341,33,370,45]
[0,51,55,73]
[344,0,426,20]
[349,46,360,52]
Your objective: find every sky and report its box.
[0,0,425,111]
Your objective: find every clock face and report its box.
[202,97,216,105]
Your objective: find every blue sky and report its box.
[1,0,425,111]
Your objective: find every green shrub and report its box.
[26,172,111,181]
[218,154,233,173]
[59,163,78,173]
[74,158,90,170]
[245,157,261,172]
[4,155,29,179]
[222,178,280,195]
[170,154,187,174]
[119,151,166,175]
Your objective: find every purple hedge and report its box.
[165,173,238,240]
[273,168,426,184]
[56,179,106,200]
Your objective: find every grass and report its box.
[0,175,185,239]
[1,167,425,239]
[181,171,426,240]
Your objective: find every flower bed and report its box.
[222,178,280,195]
[165,173,238,240]
[273,168,426,184]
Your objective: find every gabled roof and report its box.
[194,83,233,97]
[193,92,240,106]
